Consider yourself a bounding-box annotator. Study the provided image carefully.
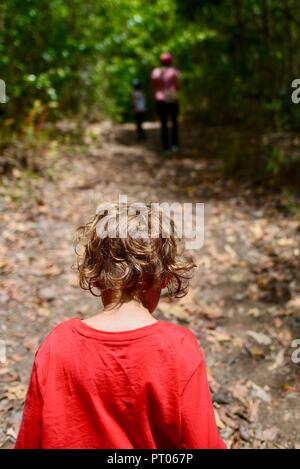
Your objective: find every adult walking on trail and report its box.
[151,52,180,153]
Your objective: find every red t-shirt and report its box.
[15,318,226,449]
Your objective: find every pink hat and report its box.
[160,52,173,65]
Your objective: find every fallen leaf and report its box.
[249,382,272,402]
[282,383,295,393]
[158,303,190,322]
[68,276,79,288]
[44,264,62,277]
[248,308,260,318]
[38,286,56,301]
[0,259,14,274]
[4,383,27,401]
[277,238,294,247]
[231,380,249,404]
[214,407,226,429]
[250,222,263,240]
[247,330,271,346]
[37,306,51,317]
[268,349,285,371]
[207,329,231,343]
[244,343,266,359]
[6,428,17,440]
[286,296,300,311]
[0,369,18,382]
[218,407,238,429]
[198,306,223,319]
[232,336,244,348]
[248,400,260,422]
[224,244,237,260]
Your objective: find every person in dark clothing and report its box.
[151,52,180,153]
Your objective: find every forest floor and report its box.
[0,120,300,448]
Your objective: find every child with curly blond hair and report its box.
[15,202,226,449]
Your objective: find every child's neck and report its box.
[103,299,151,317]
[82,299,157,332]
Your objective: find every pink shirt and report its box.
[151,66,180,102]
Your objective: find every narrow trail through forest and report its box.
[0,121,300,448]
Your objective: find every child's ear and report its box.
[161,274,172,289]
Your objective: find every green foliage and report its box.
[1,0,300,180]
[267,147,288,176]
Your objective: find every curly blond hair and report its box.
[74,202,194,302]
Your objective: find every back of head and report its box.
[74,202,194,303]
[160,52,173,67]
[132,79,142,90]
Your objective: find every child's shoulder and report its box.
[161,319,196,338]
[34,318,75,362]
[159,321,205,379]
[160,320,203,355]
[44,317,75,341]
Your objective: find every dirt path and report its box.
[0,121,299,448]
